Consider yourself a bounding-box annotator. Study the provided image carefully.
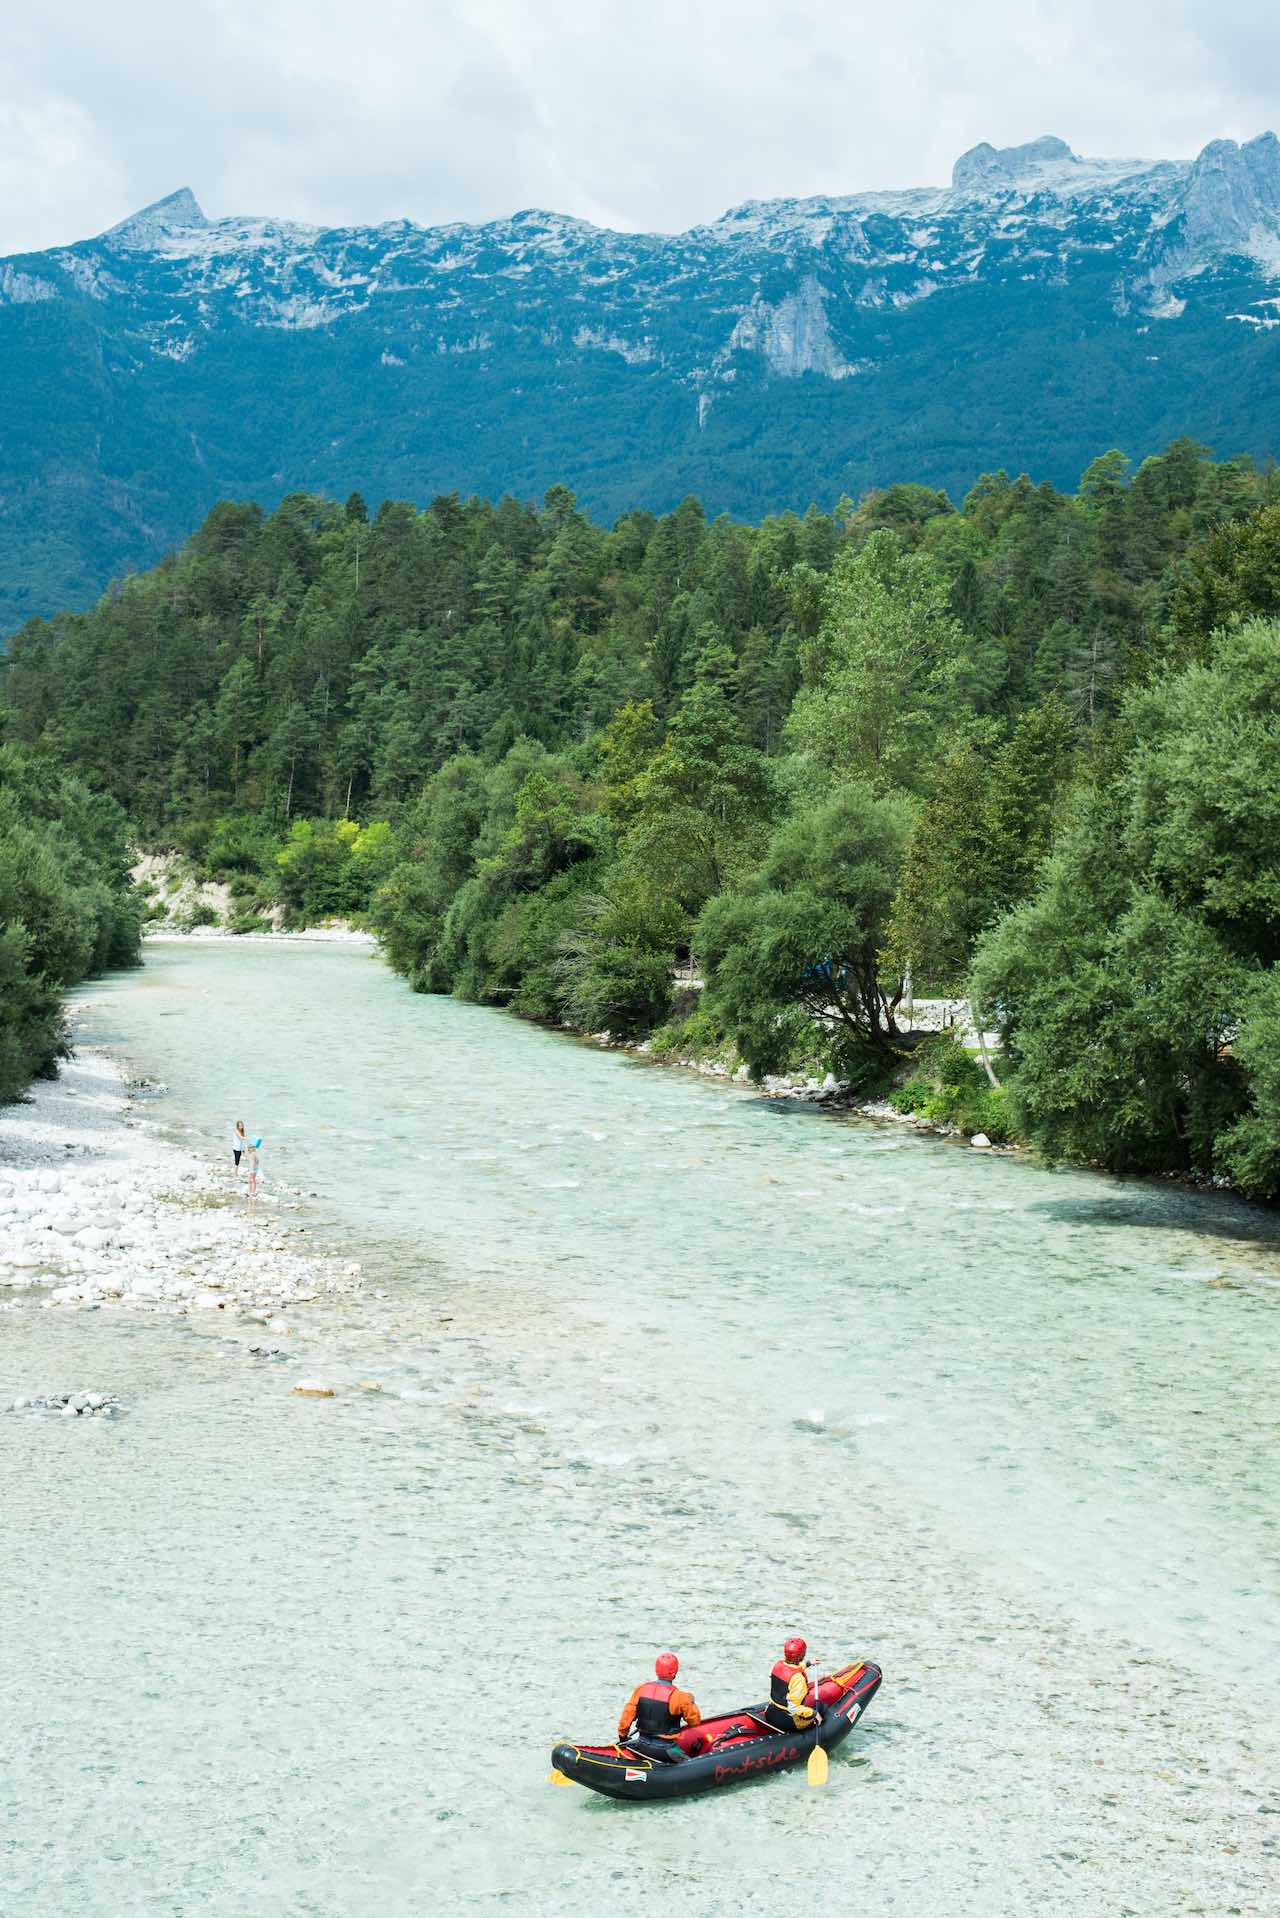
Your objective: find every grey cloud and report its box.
[0,0,1276,254]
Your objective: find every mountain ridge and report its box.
[3,132,1280,631]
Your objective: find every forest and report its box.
[4,438,1280,1192]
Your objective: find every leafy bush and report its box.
[884,1035,1012,1137]
[555,873,684,1037]
[231,912,271,936]
[888,1076,932,1114]
[204,812,282,879]
[696,783,910,1081]
[648,1008,733,1061]
[275,817,397,925]
[966,1086,1013,1143]
[0,744,141,1102]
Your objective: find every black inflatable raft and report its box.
[551,1658,881,1801]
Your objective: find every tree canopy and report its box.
[10,438,1280,1195]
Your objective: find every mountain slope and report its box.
[3,133,1280,631]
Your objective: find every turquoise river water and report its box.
[3,940,1278,1915]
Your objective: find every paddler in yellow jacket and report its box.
[764,1636,820,1734]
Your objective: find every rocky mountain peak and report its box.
[101,188,208,250]
[951,135,1077,190]
[1182,133,1280,254]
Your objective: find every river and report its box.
[4,940,1278,1915]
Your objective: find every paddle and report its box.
[806,1664,828,1788]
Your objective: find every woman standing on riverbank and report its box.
[232,1120,247,1174]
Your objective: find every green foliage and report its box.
[888,1077,932,1115]
[697,784,910,1079]
[1164,502,1280,650]
[204,812,283,879]
[275,817,396,925]
[10,446,1280,1194]
[8,442,1260,845]
[555,873,684,1037]
[786,532,971,790]
[887,699,1076,990]
[970,621,1280,1181]
[626,676,774,910]
[0,743,141,1102]
[1218,972,1280,1195]
[886,1036,1013,1140]
[648,1007,734,1062]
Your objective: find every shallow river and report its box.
[5,941,1279,1915]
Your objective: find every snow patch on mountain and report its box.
[6,131,1280,402]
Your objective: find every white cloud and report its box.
[0,85,126,252]
[0,0,1277,254]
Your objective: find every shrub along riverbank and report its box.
[5,443,1280,1192]
[0,745,141,1102]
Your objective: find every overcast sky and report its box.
[2,0,1278,255]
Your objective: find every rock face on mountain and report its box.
[2,134,1280,630]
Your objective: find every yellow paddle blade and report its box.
[807,1742,829,1788]
[546,1769,574,1786]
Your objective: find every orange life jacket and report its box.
[634,1680,681,1737]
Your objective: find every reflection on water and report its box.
[4,940,1278,1916]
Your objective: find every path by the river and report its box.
[3,940,1277,1915]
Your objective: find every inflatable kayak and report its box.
[551,1658,881,1801]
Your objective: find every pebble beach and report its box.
[0,1039,363,1340]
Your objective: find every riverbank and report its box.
[0,1038,364,1321]
[602,1029,1019,1151]
[142,923,378,944]
[133,848,382,941]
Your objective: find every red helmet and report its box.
[784,1636,807,1664]
[655,1652,679,1681]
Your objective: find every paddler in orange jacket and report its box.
[763,1636,821,1734]
[618,1653,702,1764]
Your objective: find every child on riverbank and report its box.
[245,1136,261,1201]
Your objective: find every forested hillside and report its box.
[6,439,1280,1192]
